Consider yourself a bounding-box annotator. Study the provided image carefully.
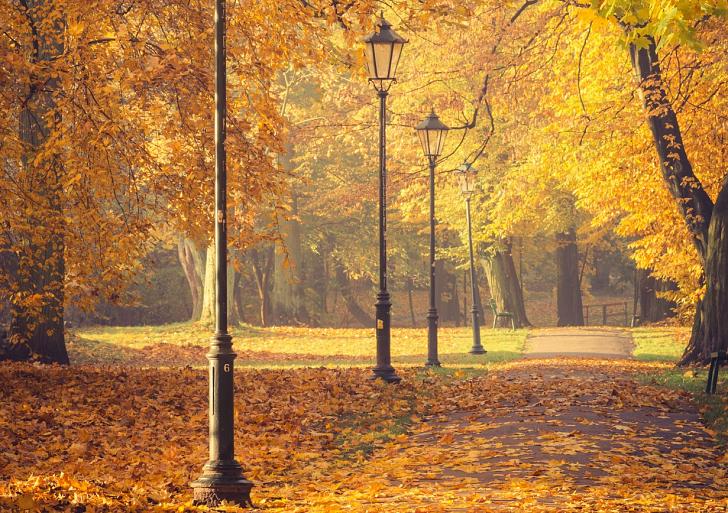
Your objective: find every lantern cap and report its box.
[416,109,449,132]
[363,12,408,45]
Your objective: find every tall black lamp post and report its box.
[416,110,449,367]
[192,0,252,507]
[457,163,486,355]
[363,13,407,383]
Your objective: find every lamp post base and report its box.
[371,366,402,383]
[372,290,400,383]
[426,309,440,367]
[192,461,253,507]
[468,307,486,355]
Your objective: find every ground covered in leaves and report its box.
[2,357,727,512]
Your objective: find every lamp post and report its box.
[363,13,407,383]
[191,0,252,506]
[456,163,486,355]
[416,110,449,367]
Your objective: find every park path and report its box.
[292,330,728,512]
[523,327,633,359]
[315,361,728,512]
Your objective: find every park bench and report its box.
[489,298,515,330]
[705,351,727,394]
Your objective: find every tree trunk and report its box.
[435,261,460,324]
[555,229,584,326]
[332,256,373,328]
[6,206,67,364]
[307,249,326,326]
[200,244,240,326]
[630,39,713,261]
[233,272,247,324]
[590,249,611,292]
[481,240,531,328]
[638,270,676,323]
[629,37,727,364]
[406,277,416,327]
[177,237,204,321]
[701,188,728,355]
[250,246,273,327]
[4,1,68,364]
[200,245,215,324]
[681,183,728,364]
[271,192,309,325]
[321,252,329,314]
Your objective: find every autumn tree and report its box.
[1,0,353,360]
[557,1,727,361]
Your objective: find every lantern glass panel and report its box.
[417,130,428,156]
[373,42,393,79]
[364,44,376,79]
[434,129,447,156]
[390,42,404,79]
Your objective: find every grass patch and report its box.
[71,323,528,368]
[638,367,728,444]
[632,326,728,443]
[631,326,689,361]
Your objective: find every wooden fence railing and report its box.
[583,301,629,326]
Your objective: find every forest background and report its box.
[1,0,726,364]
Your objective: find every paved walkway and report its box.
[382,361,725,511]
[524,327,633,359]
[316,330,725,511]
[313,360,728,512]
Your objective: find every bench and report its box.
[489,298,515,330]
[706,351,727,395]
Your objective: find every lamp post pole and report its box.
[416,110,448,365]
[426,155,440,366]
[465,195,486,355]
[372,88,400,383]
[362,14,406,383]
[192,0,252,506]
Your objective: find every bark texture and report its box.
[481,241,531,328]
[200,244,241,326]
[590,249,611,292]
[332,256,373,328]
[435,261,460,325]
[555,229,584,327]
[271,195,309,325]
[681,183,728,363]
[250,246,273,327]
[177,237,205,321]
[638,270,677,323]
[406,277,416,327]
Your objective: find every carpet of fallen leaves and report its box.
[1,359,727,512]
